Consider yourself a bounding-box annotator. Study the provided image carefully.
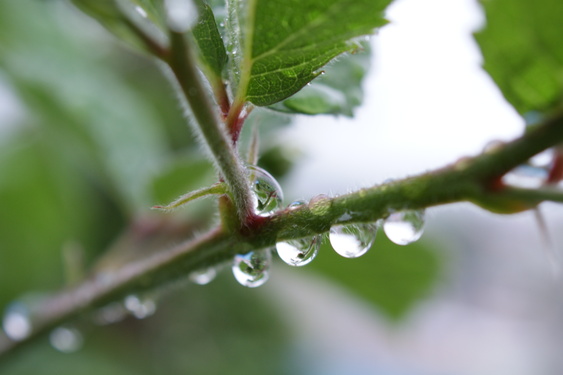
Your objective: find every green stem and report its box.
[2,111,563,360]
[166,31,254,222]
[152,183,228,211]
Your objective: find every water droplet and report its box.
[189,267,217,285]
[246,164,283,216]
[2,302,31,341]
[232,250,271,288]
[287,200,306,210]
[134,5,148,18]
[92,302,127,325]
[308,194,331,216]
[165,0,199,32]
[124,295,157,319]
[329,223,377,258]
[49,326,83,353]
[276,235,321,267]
[383,209,425,245]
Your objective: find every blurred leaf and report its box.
[0,0,170,213]
[227,0,391,106]
[475,0,563,115]
[270,42,371,116]
[0,136,124,308]
[310,231,442,320]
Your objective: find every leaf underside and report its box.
[192,0,228,81]
[475,0,563,115]
[230,0,392,107]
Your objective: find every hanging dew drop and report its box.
[49,326,83,353]
[189,267,217,285]
[383,209,425,245]
[124,295,157,319]
[232,250,271,288]
[92,302,128,326]
[2,302,32,341]
[276,235,321,267]
[246,164,283,216]
[329,222,377,258]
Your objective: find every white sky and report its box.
[283,0,524,199]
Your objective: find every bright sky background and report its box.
[283,0,524,199]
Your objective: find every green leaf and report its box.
[228,0,392,107]
[192,0,228,81]
[310,233,442,320]
[475,0,563,115]
[269,41,371,116]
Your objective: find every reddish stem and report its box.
[546,150,563,185]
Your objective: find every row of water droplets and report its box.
[2,290,160,353]
[229,165,427,287]
[1,168,426,351]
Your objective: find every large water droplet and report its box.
[2,302,31,341]
[124,295,157,319]
[246,164,283,216]
[383,209,425,245]
[232,250,271,288]
[189,267,217,285]
[276,235,321,267]
[49,326,83,353]
[329,223,377,258]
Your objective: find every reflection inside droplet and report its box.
[383,209,425,245]
[232,250,271,288]
[329,222,377,258]
[276,235,320,267]
[246,164,284,216]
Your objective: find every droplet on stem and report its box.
[2,302,32,341]
[232,250,271,288]
[124,295,157,319]
[383,209,425,245]
[189,267,217,285]
[49,326,83,353]
[329,222,377,258]
[276,235,321,267]
[246,164,283,216]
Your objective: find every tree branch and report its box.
[1,111,562,360]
